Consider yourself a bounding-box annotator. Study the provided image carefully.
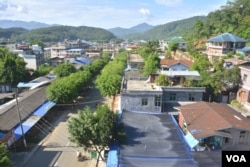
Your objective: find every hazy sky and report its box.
[0,0,228,29]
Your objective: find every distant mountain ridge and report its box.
[0,16,207,41]
[0,20,59,30]
[0,25,116,42]
[108,23,154,38]
[123,16,207,40]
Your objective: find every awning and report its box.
[14,115,40,140]
[33,101,56,117]
[14,101,56,140]
[184,132,199,148]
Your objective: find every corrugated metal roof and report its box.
[207,33,247,43]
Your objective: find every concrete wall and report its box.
[121,92,162,113]
[223,128,250,148]
[162,87,205,102]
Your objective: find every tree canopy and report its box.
[192,0,250,40]
[46,55,109,103]
[143,53,160,76]
[53,63,77,78]
[68,105,126,162]
[0,143,11,167]
[0,48,28,87]
[95,51,127,97]
[8,26,117,42]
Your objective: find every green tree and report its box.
[95,73,122,97]
[223,66,241,90]
[155,74,169,86]
[29,39,45,49]
[46,77,78,103]
[138,40,159,59]
[190,55,211,72]
[143,53,160,76]
[213,58,224,72]
[68,105,126,165]
[0,143,11,167]
[32,64,53,78]
[194,20,204,40]
[95,51,127,97]
[53,63,77,78]
[0,48,27,88]
[167,41,179,54]
[164,50,172,59]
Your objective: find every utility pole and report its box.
[15,91,27,148]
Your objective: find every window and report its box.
[142,98,148,106]
[243,74,247,82]
[188,94,195,101]
[170,93,176,101]
[154,95,162,107]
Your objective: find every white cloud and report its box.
[16,5,23,12]
[138,8,151,16]
[0,0,8,11]
[155,0,182,7]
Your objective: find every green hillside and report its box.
[198,0,250,40]
[124,16,207,40]
[0,27,28,39]
[1,26,117,42]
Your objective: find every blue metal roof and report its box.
[73,57,92,65]
[14,101,56,140]
[207,33,247,43]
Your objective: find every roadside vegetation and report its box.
[95,51,127,97]
[46,53,110,103]
[0,143,11,167]
[68,105,126,166]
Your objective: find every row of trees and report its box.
[67,51,127,165]
[95,51,127,97]
[46,54,110,103]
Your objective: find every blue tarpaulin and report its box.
[106,144,119,167]
[14,101,56,140]
[184,132,199,149]
[33,101,56,117]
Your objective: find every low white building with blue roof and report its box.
[206,32,247,62]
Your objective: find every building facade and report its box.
[206,33,247,62]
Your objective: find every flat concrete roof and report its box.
[119,110,197,167]
[126,80,161,91]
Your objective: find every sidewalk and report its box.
[10,94,118,167]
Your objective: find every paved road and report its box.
[23,86,108,167]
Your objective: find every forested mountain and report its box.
[1,26,117,42]
[108,23,154,38]
[0,20,58,30]
[193,0,250,40]
[122,16,207,40]
[0,27,28,39]
[1,0,249,43]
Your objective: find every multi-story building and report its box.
[50,45,68,57]
[13,44,44,70]
[206,33,247,62]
